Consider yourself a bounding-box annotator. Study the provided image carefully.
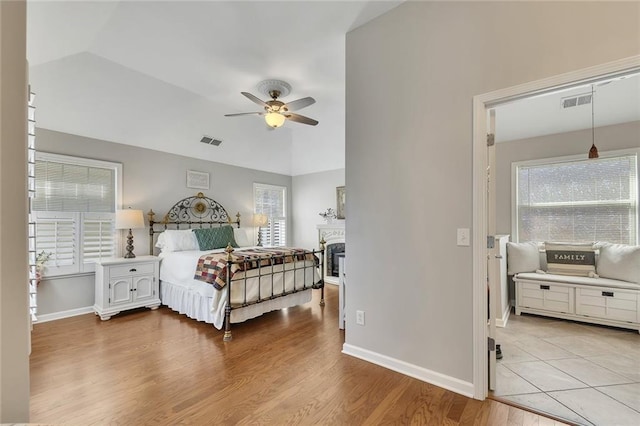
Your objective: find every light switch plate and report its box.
[457,228,470,246]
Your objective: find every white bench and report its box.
[514,272,640,333]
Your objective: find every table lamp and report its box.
[252,213,268,246]
[115,208,145,258]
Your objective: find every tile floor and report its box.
[493,311,640,426]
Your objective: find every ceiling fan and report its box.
[224,80,318,128]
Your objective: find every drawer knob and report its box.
[129,268,137,272]
[540,285,550,290]
[602,291,614,297]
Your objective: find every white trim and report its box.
[342,343,474,398]
[36,306,94,323]
[472,55,640,400]
[496,304,511,328]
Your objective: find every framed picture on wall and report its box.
[336,186,346,219]
[186,170,209,190]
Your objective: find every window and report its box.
[513,150,638,244]
[33,153,122,275]
[254,183,287,247]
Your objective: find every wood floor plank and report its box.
[30,285,570,425]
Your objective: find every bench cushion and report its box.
[515,272,640,291]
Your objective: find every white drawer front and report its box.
[518,282,573,314]
[109,262,155,277]
[576,288,638,323]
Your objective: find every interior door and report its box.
[487,109,499,391]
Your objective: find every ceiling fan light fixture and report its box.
[265,112,285,128]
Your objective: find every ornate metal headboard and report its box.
[148,192,240,253]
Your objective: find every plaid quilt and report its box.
[194,247,319,290]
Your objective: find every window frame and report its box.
[33,152,123,277]
[253,182,288,247]
[511,148,639,244]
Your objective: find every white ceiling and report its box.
[28,1,639,176]
[27,0,403,176]
[495,72,640,143]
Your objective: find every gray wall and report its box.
[292,168,345,250]
[345,1,639,387]
[36,128,292,317]
[496,121,640,237]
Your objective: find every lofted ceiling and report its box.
[28,2,639,176]
[27,0,403,176]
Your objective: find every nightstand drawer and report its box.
[109,262,156,277]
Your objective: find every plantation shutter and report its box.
[35,214,77,275]
[83,214,116,263]
[254,183,287,247]
[516,154,638,244]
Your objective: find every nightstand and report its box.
[94,256,161,320]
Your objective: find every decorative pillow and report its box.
[506,241,540,275]
[193,226,238,251]
[233,227,252,247]
[545,242,596,276]
[596,242,640,284]
[155,229,199,252]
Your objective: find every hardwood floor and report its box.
[30,286,569,425]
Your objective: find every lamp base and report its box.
[124,229,136,258]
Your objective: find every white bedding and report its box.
[159,247,319,329]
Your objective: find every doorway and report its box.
[472,56,640,404]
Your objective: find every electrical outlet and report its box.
[356,310,365,326]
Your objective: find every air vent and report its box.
[561,93,592,109]
[200,136,222,146]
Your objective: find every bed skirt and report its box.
[160,280,312,329]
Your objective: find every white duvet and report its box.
[159,247,319,329]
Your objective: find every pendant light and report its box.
[588,84,599,159]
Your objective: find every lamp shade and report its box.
[115,209,145,230]
[252,213,268,227]
[264,112,285,128]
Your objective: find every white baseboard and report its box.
[36,306,94,323]
[496,304,511,328]
[342,343,474,398]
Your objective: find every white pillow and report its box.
[507,241,540,275]
[596,242,640,284]
[233,227,252,247]
[155,229,199,252]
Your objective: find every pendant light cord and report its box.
[589,84,599,159]
[591,85,595,146]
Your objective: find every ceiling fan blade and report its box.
[285,112,319,126]
[241,92,269,108]
[283,96,316,111]
[224,112,264,117]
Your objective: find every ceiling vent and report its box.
[561,93,592,109]
[200,136,222,146]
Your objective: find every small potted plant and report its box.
[319,208,337,224]
[35,250,52,286]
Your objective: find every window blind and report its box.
[254,183,287,247]
[516,154,638,244]
[33,160,115,213]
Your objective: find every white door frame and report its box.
[471,55,640,400]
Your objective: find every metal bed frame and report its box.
[148,192,325,341]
